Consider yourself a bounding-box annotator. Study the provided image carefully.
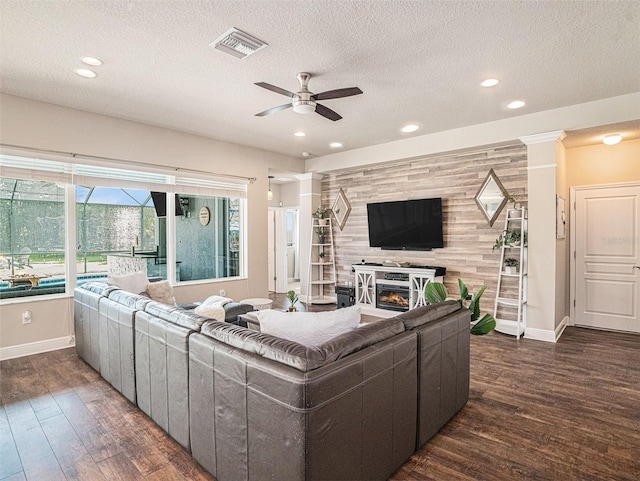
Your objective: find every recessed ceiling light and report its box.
[302,152,310,157]
[507,100,526,109]
[329,142,343,148]
[481,78,500,87]
[294,131,306,137]
[603,134,622,145]
[401,124,420,133]
[75,68,97,79]
[81,56,103,66]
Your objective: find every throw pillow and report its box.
[257,306,361,347]
[194,295,233,321]
[145,280,177,306]
[107,271,149,295]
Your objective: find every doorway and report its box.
[572,183,640,333]
[267,207,299,293]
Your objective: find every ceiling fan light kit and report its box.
[255,72,362,121]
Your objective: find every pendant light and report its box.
[268,175,274,200]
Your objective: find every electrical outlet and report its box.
[219,289,226,296]
[22,310,32,324]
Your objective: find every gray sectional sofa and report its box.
[74,282,470,481]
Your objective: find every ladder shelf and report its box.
[306,218,337,304]
[493,207,527,339]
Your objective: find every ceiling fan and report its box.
[254,72,362,121]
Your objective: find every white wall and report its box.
[0,94,299,355]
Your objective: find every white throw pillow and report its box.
[145,280,176,306]
[257,306,361,347]
[107,271,149,294]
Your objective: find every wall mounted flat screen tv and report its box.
[367,198,444,250]
[150,192,184,217]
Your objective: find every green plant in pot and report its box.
[493,229,522,250]
[504,257,519,274]
[318,251,326,263]
[286,290,299,312]
[424,279,496,335]
[313,206,329,225]
[316,227,326,244]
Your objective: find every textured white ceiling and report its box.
[1,1,639,160]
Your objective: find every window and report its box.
[0,178,66,298]
[1,154,248,300]
[175,194,242,281]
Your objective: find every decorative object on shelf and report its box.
[556,194,566,239]
[316,227,326,244]
[313,205,329,225]
[286,290,299,312]
[199,206,211,226]
[331,188,352,230]
[492,229,522,250]
[475,169,508,226]
[504,257,519,274]
[424,279,496,335]
[318,251,326,263]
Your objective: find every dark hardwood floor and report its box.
[1,295,639,480]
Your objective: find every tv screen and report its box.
[150,192,184,217]
[367,198,444,250]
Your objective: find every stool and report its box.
[239,297,273,310]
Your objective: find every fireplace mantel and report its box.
[352,264,445,318]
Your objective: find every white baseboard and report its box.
[0,336,75,361]
[524,316,569,343]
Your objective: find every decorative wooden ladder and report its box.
[306,217,337,304]
[494,207,527,339]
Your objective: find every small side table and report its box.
[239,297,273,310]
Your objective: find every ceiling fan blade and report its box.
[312,87,363,101]
[254,82,296,98]
[315,103,342,121]
[255,103,293,117]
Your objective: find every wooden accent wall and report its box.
[321,143,528,303]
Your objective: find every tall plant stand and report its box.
[306,218,337,304]
[493,207,527,339]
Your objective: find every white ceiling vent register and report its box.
[211,28,267,59]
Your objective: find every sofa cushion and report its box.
[199,316,406,372]
[395,300,462,329]
[107,271,149,295]
[145,280,176,306]
[144,300,209,331]
[257,306,361,347]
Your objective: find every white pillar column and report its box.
[520,130,566,341]
[296,173,323,301]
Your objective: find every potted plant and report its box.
[492,229,522,250]
[506,191,524,217]
[318,251,326,263]
[504,257,519,274]
[313,206,329,225]
[316,227,326,244]
[286,290,299,312]
[424,279,496,335]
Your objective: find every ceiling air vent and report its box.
[211,28,267,59]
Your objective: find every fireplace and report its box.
[376,284,410,312]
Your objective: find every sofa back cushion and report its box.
[199,316,405,372]
[143,300,209,331]
[395,300,462,329]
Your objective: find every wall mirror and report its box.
[475,169,508,226]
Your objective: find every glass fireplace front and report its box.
[376,284,410,312]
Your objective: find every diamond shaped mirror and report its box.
[475,169,508,226]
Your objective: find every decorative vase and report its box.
[318,235,325,244]
[318,218,328,226]
[288,305,297,312]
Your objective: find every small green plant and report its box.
[492,229,522,250]
[312,206,328,219]
[318,251,325,259]
[286,290,299,307]
[424,279,496,335]
[506,191,523,208]
[504,257,518,267]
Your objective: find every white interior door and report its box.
[574,184,640,333]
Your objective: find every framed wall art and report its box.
[331,188,351,230]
